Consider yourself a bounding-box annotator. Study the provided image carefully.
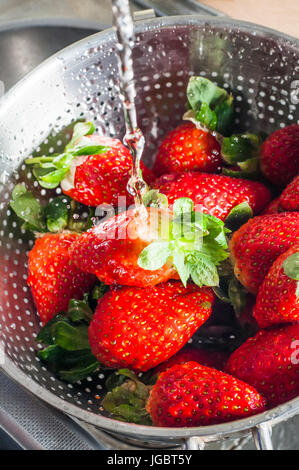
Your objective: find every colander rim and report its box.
[2,357,299,440]
[1,14,299,440]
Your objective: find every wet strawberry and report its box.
[146,361,266,426]
[261,197,281,215]
[61,134,154,206]
[226,324,299,407]
[230,212,299,293]
[253,246,299,328]
[70,207,177,287]
[88,281,214,372]
[279,175,299,212]
[154,171,271,221]
[260,124,299,186]
[153,122,221,176]
[27,233,96,324]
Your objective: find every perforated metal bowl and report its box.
[0,16,298,450]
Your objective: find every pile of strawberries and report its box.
[13,77,299,428]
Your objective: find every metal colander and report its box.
[0,15,298,450]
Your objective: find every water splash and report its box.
[111,0,147,206]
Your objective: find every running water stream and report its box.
[111,0,147,207]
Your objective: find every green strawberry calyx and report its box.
[10,184,95,233]
[221,133,262,179]
[283,252,299,298]
[36,287,108,383]
[102,369,152,425]
[184,76,263,180]
[138,196,230,288]
[184,76,234,137]
[224,202,253,232]
[25,121,109,189]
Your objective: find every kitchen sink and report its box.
[0,24,99,90]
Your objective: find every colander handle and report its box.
[184,436,206,450]
[184,422,274,450]
[252,423,274,450]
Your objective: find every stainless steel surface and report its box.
[0,371,105,449]
[252,424,274,451]
[0,25,99,90]
[185,437,206,450]
[0,0,146,91]
[0,15,298,448]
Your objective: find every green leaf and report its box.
[186,76,234,135]
[222,157,260,179]
[52,322,90,351]
[10,182,95,234]
[52,152,74,169]
[38,345,99,383]
[196,103,217,131]
[214,96,234,136]
[221,134,261,165]
[139,198,229,289]
[200,239,229,265]
[283,253,299,281]
[36,292,102,383]
[59,358,99,383]
[188,253,219,287]
[67,299,94,323]
[92,283,110,301]
[173,250,191,287]
[187,76,228,111]
[138,241,171,271]
[71,140,109,157]
[142,189,168,208]
[65,121,95,151]
[12,184,27,199]
[225,202,253,231]
[203,213,227,239]
[36,313,67,345]
[172,204,205,242]
[105,372,128,391]
[38,344,63,363]
[39,168,69,188]
[27,121,109,190]
[102,369,151,425]
[173,197,194,217]
[44,195,70,232]
[10,185,46,232]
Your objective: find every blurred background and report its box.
[0,0,297,91]
[0,0,298,451]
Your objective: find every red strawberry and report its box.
[88,281,214,372]
[230,212,299,293]
[61,134,154,207]
[279,175,299,212]
[70,207,177,287]
[154,171,271,221]
[151,346,229,376]
[226,324,299,407]
[260,124,299,186]
[261,197,281,215]
[153,122,221,176]
[253,246,299,328]
[27,233,96,324]
[146,361,266,426]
